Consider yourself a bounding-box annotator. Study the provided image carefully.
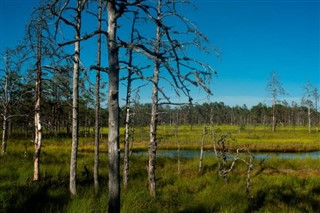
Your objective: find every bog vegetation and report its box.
[1,0,319,212]
[1,125,320,212]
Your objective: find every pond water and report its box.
[130,150,320,159]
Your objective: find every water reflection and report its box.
[130,150,320,159]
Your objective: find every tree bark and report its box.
[70,0,81,196]
[1,112,8,155]
[199,126,206,173]
[94,0,102,192]
[1,71,8,155]
[123,10,137,189]
[33,26,42,181]
[107,1,120,212]
[308,105,311,133]
[148,0,161,197]
[272,100,276,132]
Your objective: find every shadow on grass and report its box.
[3,180,69,213]
[180,204,218,213]
[246,185,320,212]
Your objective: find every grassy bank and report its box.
[1,139,320,212]
[1,124,320,212]
[117,124,320,152]
[14,124,318,152]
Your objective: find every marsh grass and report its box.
[2,144,320,213]
[150,124,320,152]
[1,125,320,212]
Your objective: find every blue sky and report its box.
[189,0,320,106]
[1,0,319,107]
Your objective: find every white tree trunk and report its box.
[1,113,8,155]
[148,0,162,197]
[33,31,42,181]
[199,126,206,173]
[123,10,137,189]
[272,100,276,132]
[123,88,131,187]
[1,63,9,155]
[308,105,311,133]
[70,0,81,196]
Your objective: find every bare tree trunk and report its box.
[149,67,159,196]
[123,10,137,189]
[123,75,132,188]
[308,105,311,133]
[33,28,42,181]
[148,0,161,197]
[1,70,8,155]
[84,112,88,138]
[129,125,134,156]
[1,112,8,155]
[94,0,102,192]
[199,126,206,174]
[70,0,81,196]
[1,56,9,155]
[272,100,276,132]
[174,122,180,175]
[107,1,120,212]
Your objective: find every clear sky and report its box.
[1,0,319,107]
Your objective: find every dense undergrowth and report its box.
[1,125,320,212]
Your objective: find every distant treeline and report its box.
[129,102,319,128]
[5,98,319,137]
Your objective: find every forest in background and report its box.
[3,96,320,138]
[1,0,319,212]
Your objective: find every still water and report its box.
[130,150,320,159]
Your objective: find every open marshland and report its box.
[1,125,320,212]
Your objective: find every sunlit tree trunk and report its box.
[70,0,82,196]
[1,52,9,155]
[33,26,42,181]
[107,1,120,211]
[1,109,8,155]
[272,100,276,132]
[123,83,131,188]
[148,0,161,197]
[199,126,206,173]
[123,11,137,189]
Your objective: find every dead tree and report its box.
[32,20,43,182]
[69,0,82,196]
[174,117,181,175]
[302,82,315,133]
[120,0,217,196]
[48,0,86,195]
[148,0,162,196]
[27,4,51,181]
[199,126,207,174]
[106,1,121,211]
[0,51,10,155]
[93,0,103,192]
[1,48,27,155]
[214,134,253,195]
[123,11,140,189]
[313,87,319,127]
[266,71,286,132]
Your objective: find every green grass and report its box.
[1,146,320,212]
[1,125,320,212]
[118,124,320,152]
